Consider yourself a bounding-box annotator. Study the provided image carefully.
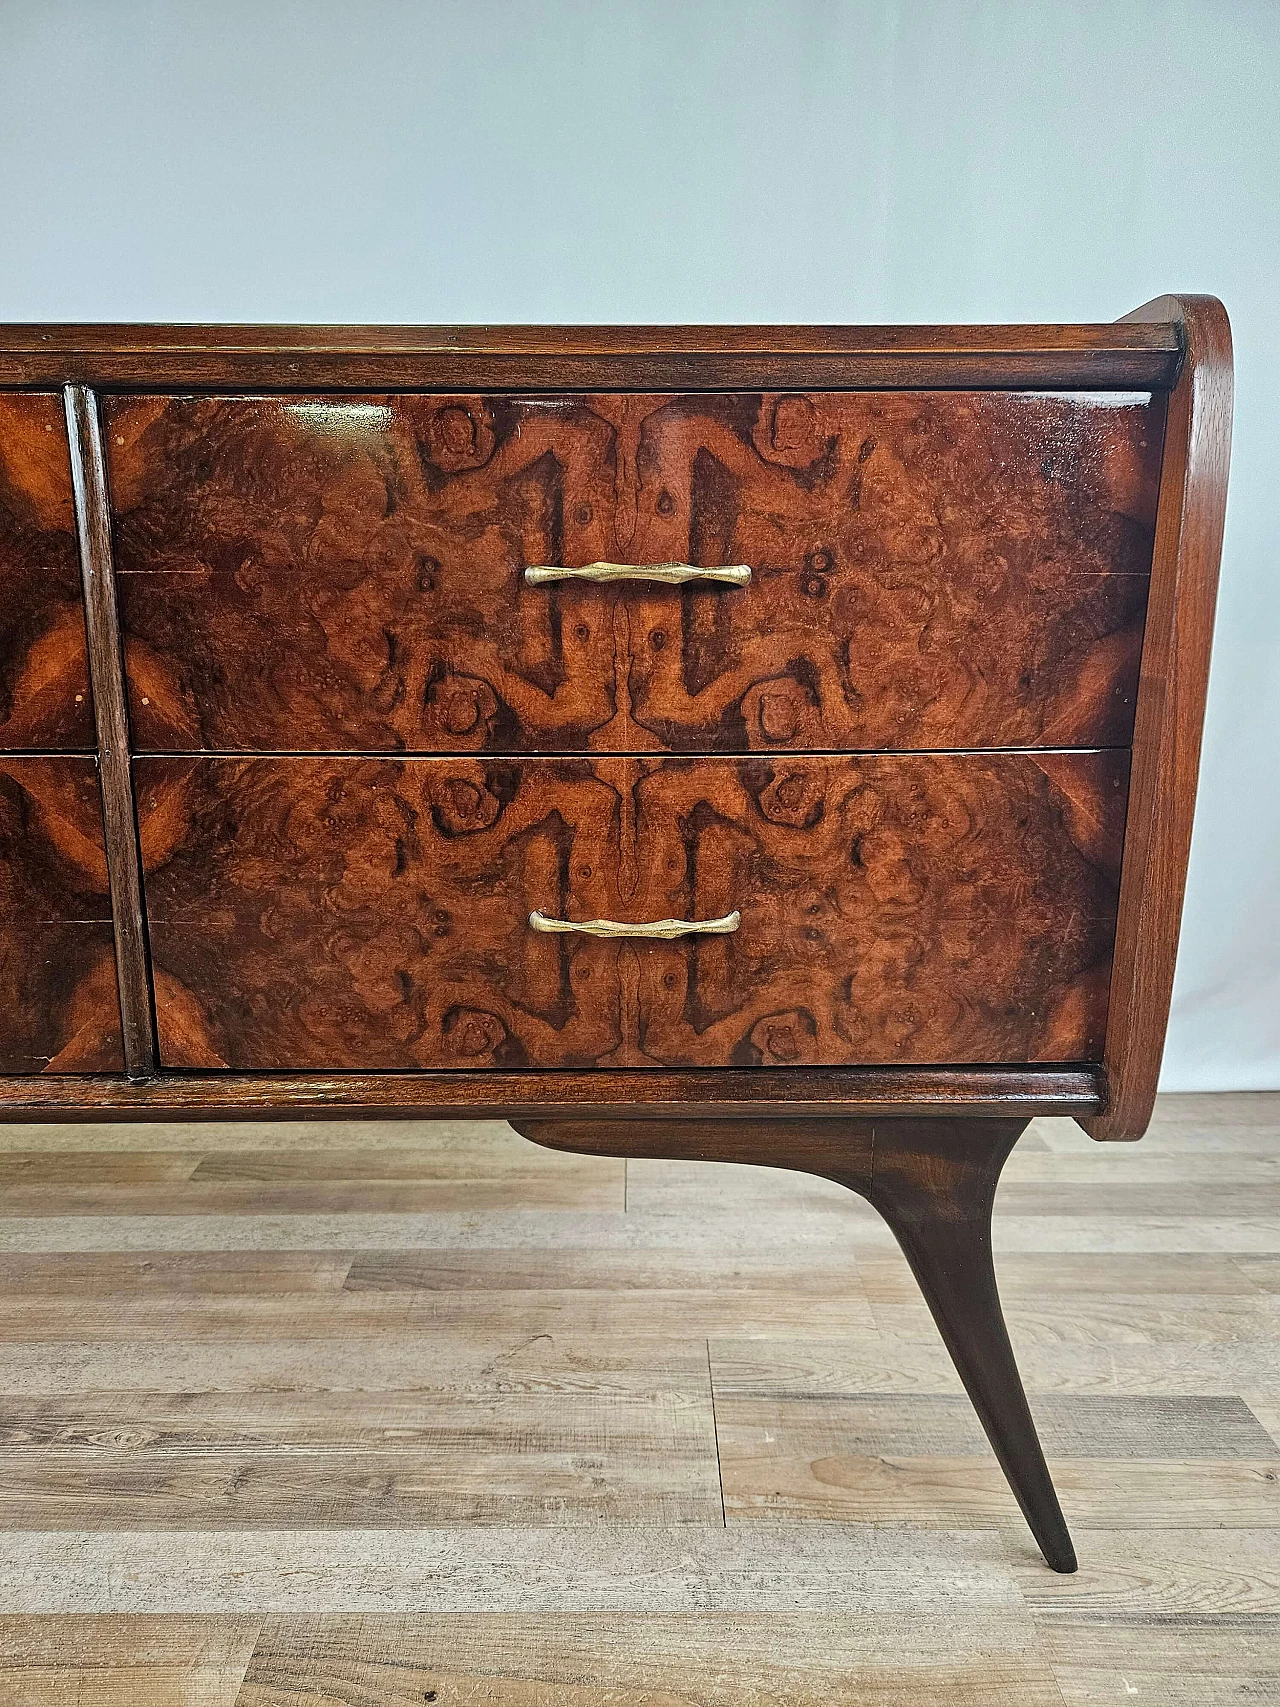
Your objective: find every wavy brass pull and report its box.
[528,909,741,939]
[524,562,751,587]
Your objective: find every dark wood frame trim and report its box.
[3,320,1180,391]
[1085,297,1233,1139]
[0,304,1227,1131]
[63,382,157,1079]
[1,309,1232,1571]
[0,322,1186,351]
[0,1065,1102,1122]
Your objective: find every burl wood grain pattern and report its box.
[108,391,1162,753]
[135,753,1126,1072]
[0,395,94,749]
[0,757,122,1072]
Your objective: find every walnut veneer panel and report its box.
[0,758,123,1072]
[136,753,1126,1072]
[109,392,1161,753]
[0,395,94,749]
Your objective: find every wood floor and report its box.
[0,1093,1277,1705]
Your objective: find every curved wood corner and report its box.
[1085,296,1233,1140]
[512,1115,878,1183]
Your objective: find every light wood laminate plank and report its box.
[0,1093,1276,1701]
[0,1615,259,1707]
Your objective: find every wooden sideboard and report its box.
[0,301,1232,1570]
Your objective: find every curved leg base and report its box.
[513,1114,1077,1573]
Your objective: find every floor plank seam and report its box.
[707,1338,727,1529]
[0,1101,1278,1700]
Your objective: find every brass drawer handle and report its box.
[524,562,751,587]
[528,909,741,939]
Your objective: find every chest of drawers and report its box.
[0,300,1232,1569]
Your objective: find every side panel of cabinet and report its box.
[136,752,1126,1073]
[0,757,123,1072]
[0,394,95,749]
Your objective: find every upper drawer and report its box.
[0,395,94,749]
[107,390,1164,754]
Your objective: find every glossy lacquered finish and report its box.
[107,390,1162,753]
[0,320,1183,391]
[0,307,1234,1574]
[0,1062,1105,1121]
[0,394,94,750]
[65,386,157,1079]
[135,752,1126,1072]
[0,756,122,1072]
[1086,297,1234,1140]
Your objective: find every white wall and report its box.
[2,0,1276,1089]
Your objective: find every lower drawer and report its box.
[0,757,123,1072]
[135,752,1127,1071]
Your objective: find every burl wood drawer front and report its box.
[108,391,1161,754]
[0,395,94,749]
[0,757,123,1072]
[136,752,1126,1072]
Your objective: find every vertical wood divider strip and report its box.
[64,383,157,1078]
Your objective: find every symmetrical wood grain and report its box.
[0,757,122,1073]
[0,394,94,749]
[135,753,1126,1072]
[108,390,1163,752]
[0,302,1230,1135]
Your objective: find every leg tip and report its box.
[1043,1538,1079,1573]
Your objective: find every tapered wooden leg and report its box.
[512,1113,1077,1572]
[853,1119,1077,1573]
